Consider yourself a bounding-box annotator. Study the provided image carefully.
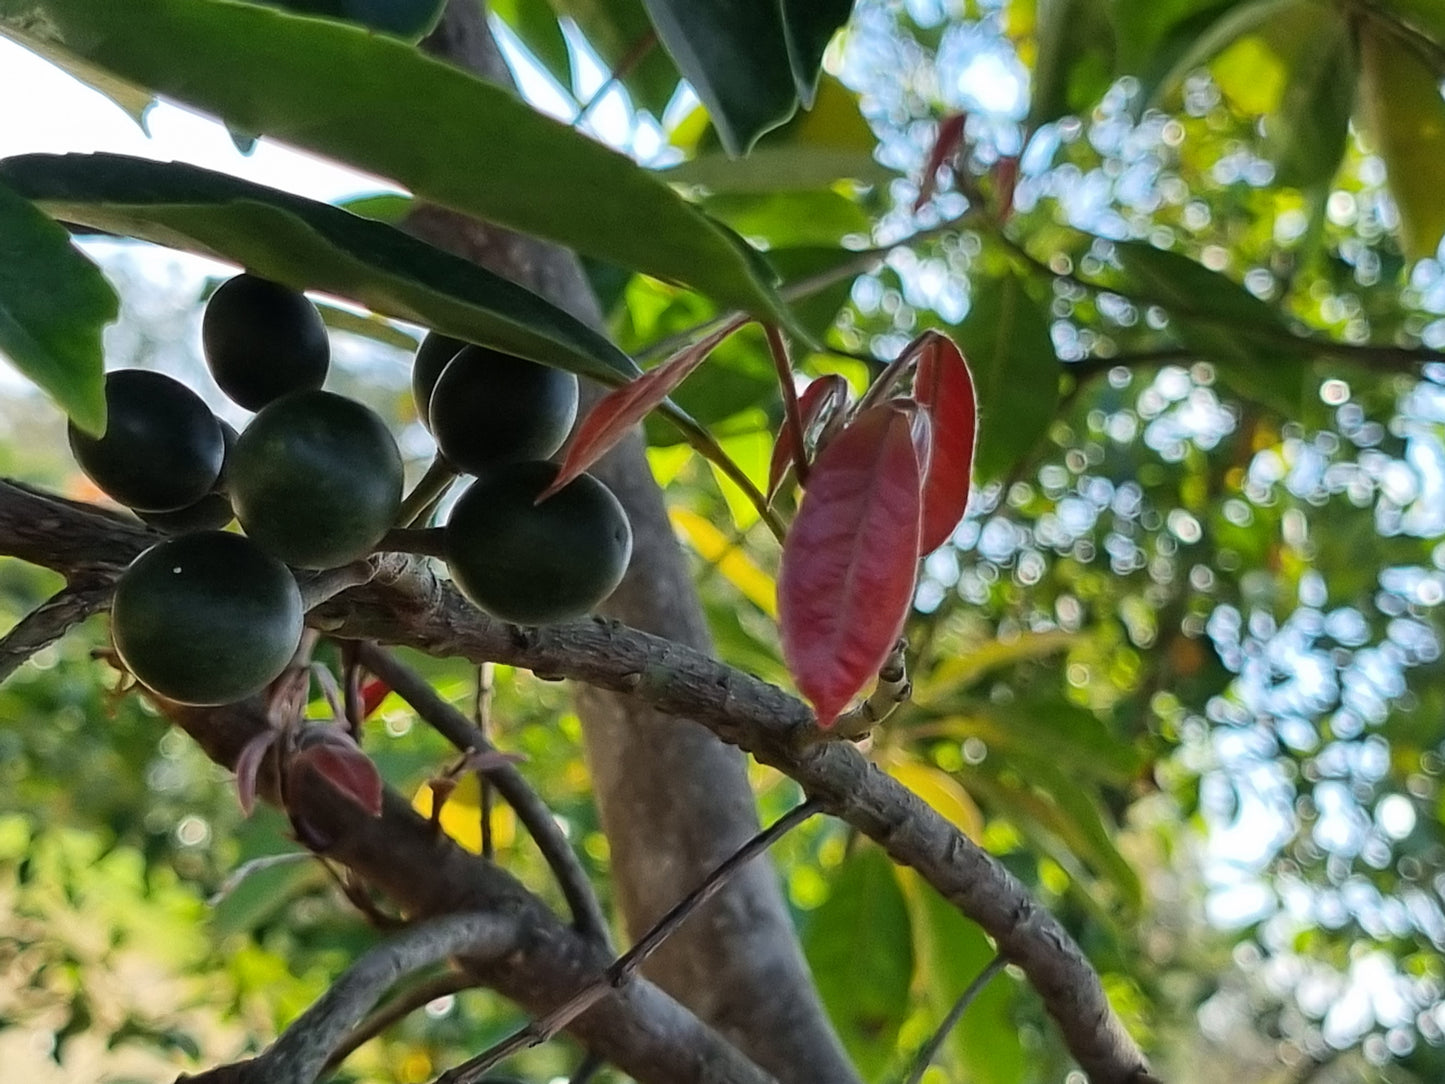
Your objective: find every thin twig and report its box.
[181,913,519,1084]
[901,954,1008,1084]
[207,851,314,907]
[766,325,811,488]
[435,797,825,1084]
[354,643,611,947]
[322,968,479,1075]
[295,560,378,611]
[0,579,110,684]
[399,455,459,528]
[474,662,495,861]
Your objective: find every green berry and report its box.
[203,274,329,411]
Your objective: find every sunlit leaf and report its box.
[412,772,517,855]
[0,180,115,436]
[886,758,985,839]
[0,153,636,384]
[669,506,777,617]
[1359,19,1445,261]
[803,845,914,1077]
[779,402,922,727]
[768,372,849,500]
[0,0,785,320]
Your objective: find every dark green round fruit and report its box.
[230,390,403,569]
[429,346,578,474]
[139,420,239,533]
[111,531,304,705]
[445,462,631,625]
[410,332,466,430]
[203,274,329,411]
[68,369,225,512]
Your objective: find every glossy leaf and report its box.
[779,402,922,727]
[0,153,636,384]
[803,845,914,1077]
[908,331,978,554]
[0,0,785,321]
[952,271,1058,482]
[767,373,849,500]
[0,180,115,436]
[1359,20,1445,261]
[246,0,445,38]
[541,327,733,500]
[780,0,854,106]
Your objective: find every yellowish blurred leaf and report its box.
[670,506,778,616]
[411,772,516,854]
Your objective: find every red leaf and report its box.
[360,678,390,719]
[540,323,737,501]
[767,374,850,500]
[994,154,1020,222]
[292,734,384,817]
[234,729,279,816]
[909,331,977,554]
[779,402,923,727]
[913,112,968,213]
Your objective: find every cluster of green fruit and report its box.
[78,274,632,708]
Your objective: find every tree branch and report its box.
[0,478,1156,1083]
[354,641,611,946]
[0,577,111,683]
[178,913,520,1084]
[323,969,479,1075]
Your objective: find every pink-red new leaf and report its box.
[914,112,968,213]
[234,729,279,816]
[541,328,731,501]
[910,331,977,554]
[767,374,849,500]
[293,737,384,817]
[779,403,923,728]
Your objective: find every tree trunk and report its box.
[410,6,859,1082]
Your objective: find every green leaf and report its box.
[1204,0,1356,187]
[803,845,914,1078]
[780,0,854,106]
[1025,0,1115,133]
[666,76,891,193]
[0,180,114,435]
[490,0,571,89]
[244,0,445,38]
[703,190,870,248]
[549,0,680,116]
[0,153,636,383]
[1373,0,1445,44]
[641,0,799,155]
[1113,240,1314,412]
[952,271,1059,482]
[1359,19,1445,261]
[0,25,152,128]
[1148,0,1298,110]
[766,247,859,341]
[910,878,1022,1084]
[1,0,786,322]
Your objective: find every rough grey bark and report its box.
[407,6,861,1082]
[0,479,1158,1084]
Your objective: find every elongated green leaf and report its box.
[803,845,914,1077]
[781,0,854,106]
[703,190,870,248]
[952,271,1059,482]
[0,153,636,383]
[549,0,679,116]
[490,0,570,89]
[911,877,1023,1084]
[246,0,444,38]
[1258,3,1356,187]
[665,78,891,193]
[1148,0,1297,108]
[0,180,114,435]
[1026,0,1115,133]
[1114,240,1314,412]
[641,0,798,155]
[1359,20,1445,261]
[0,27,153,127]
[0,0,785,321]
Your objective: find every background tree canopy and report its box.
[0,0,1444,1082]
